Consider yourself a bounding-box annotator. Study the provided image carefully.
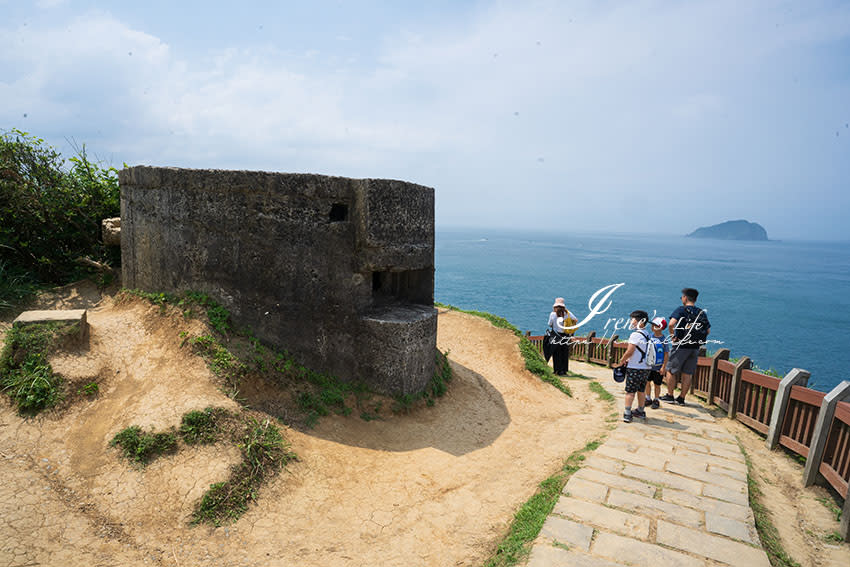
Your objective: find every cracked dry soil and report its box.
[0,293,608,567]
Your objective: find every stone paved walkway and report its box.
[527,361,771,567]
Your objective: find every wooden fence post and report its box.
[765,368,810,450]
[606,335,619,368]
[727,357,751,419]
[585,331,595,364]
[707,348,730,406]
[802,380,850,487]
[693,347,708,395]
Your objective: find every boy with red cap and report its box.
[644,316,670,409]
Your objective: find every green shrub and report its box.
[0,259,38,312]
[110,425,178,464]
[180,407,230,445]
[193,418,295,525]
[0,322,66,413]
[0,129,120,286]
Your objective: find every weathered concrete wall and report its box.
[120,166,436,395]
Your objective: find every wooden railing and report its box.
[610,341,628,366]
[821,401,850,501]
[526,334,544,355]
[588,337,609,365]
[736,369,780,435]
[693,356,712,398]
[570,335,589,360]
[523,328,850,535]
[779,386,826,458]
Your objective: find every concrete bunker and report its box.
[119,166,437,395]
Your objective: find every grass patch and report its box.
[483,439,603,567]
[125,289,455,428]
[110,425,178,465]
[192,418,296,526]
[823,531,845,544]
[588,381,615,402]
[78,381,99,396]
[179,407,232,445]
[738,441,801,567]
[0,321,73,414]
[815,496,843,522]
[436,302,571,397]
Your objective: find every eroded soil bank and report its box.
[0,295,609,567]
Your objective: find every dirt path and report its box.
[0,300,609,566]
[728,420,850,567]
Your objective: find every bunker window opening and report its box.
[371,269,432,306]
[329,203,348,222]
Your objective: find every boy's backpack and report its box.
[645,336,665,369]
[680,306,708,345]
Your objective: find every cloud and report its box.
[1,1,848,239]
[36,0,67,9]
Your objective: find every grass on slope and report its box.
[123,289,453,428]
[738,441,801,567]
[484,439,604,567]
[0,321,79,414]
[435,302,571,397]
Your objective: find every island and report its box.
[687,220,768,241]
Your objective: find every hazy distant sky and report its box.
[2,1,848,240]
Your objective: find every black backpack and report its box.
[679,306,708,345]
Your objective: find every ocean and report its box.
[434,228,850,393]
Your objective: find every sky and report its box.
[1,0,849,240]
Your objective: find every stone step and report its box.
[12,309,88,341]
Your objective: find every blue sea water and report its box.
[435,228,850,393]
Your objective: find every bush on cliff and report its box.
[0,128,119,297]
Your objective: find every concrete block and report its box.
[553,497,650,540]
[709,463,748,483]
[591,531,704,567]
[573,468,655,498]
[582,455,625,475]
[678,431,737,449]
[708,444,747,463]
[607,489,702,528]
[596,445,664,471]
[705,512,759,544]
[666,460,736,488]
[605,436,675,455]
[702,428,737,442]
[675,448,747,473]
[539,515,594,551]
[702,483,749,507]
[657,520,770,566]
[621,464,703,494]
[13,310,88,342]
[563,477,609,503]
[527,545,623,567]
[662,487,752,522]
